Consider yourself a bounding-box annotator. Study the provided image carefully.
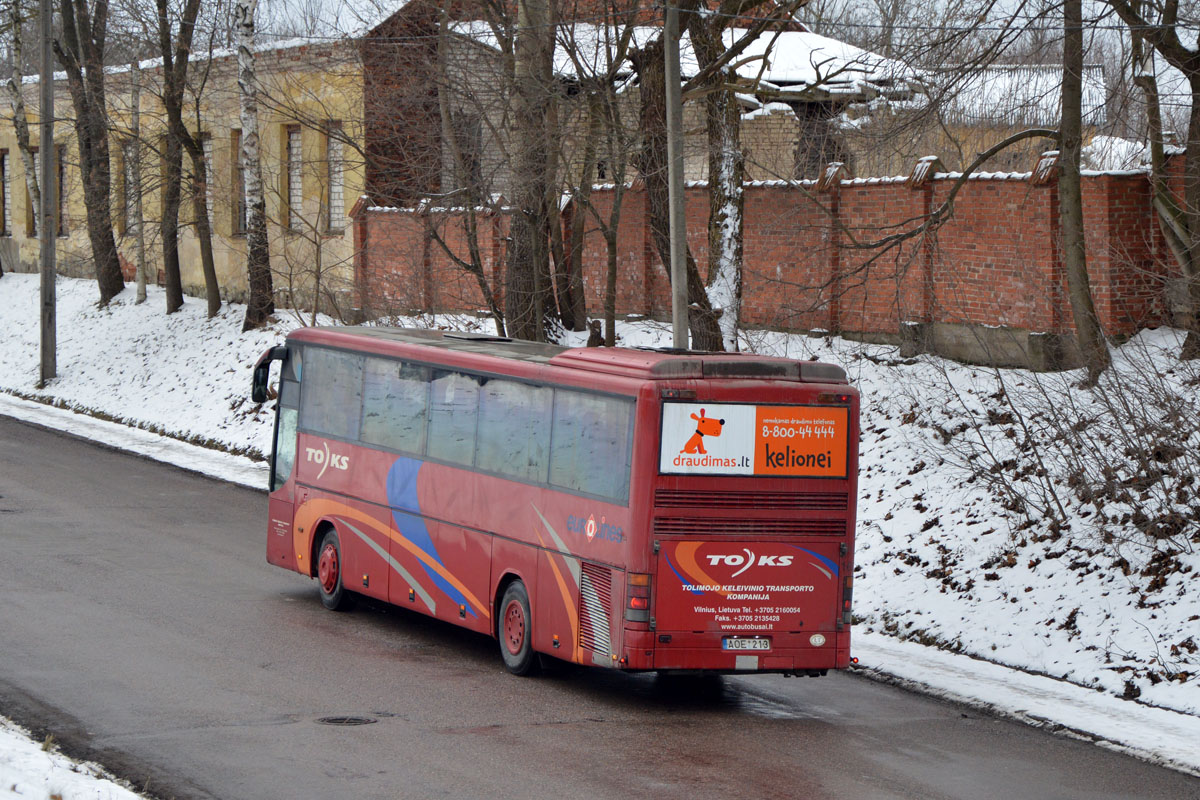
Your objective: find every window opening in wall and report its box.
[201,135,214,223]
[326,121,344,233]
[0,150,9,236]
[26,146,36,237]
[56,145,66,236]
[122,140,137,233]
[286,125,302,230]
[232,129,246,234]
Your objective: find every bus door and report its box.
[255,345,301,571]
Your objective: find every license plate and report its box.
[722,637,770,651]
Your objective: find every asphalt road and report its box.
[0,416,1197,800]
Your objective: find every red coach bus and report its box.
[252,327,859,676]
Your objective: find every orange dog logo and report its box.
[681,409,725,455]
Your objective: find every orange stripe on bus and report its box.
[536,529,582,664]
[674,540,729,597]
[294,498,490,620]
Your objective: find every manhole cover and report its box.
[315,716,377,726]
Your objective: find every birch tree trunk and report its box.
[688,18,744,351]
[5,7,39,277]
[130,61,148,303]
[1060,0,1110,383]
[236,0,274,331]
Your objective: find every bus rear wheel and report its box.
[316,529,353,611]
[498,580,537,676]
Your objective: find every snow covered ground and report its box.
[1,273,1198,793]
[0,716,142,800]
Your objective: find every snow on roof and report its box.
[450,22,917,99]
[933,63,1107,127]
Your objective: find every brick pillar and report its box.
[350,196,370,321]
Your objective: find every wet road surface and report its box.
[0,416,1197,800]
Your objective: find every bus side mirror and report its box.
[252,346,288,403]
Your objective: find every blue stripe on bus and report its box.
[789,546,839,578]
[387,457,478,617]
[665,553,704,595]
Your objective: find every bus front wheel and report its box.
[316,528,353,612]
[498,580,537,676]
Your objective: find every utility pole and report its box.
[664,3,687,350]
[38,0,55,386]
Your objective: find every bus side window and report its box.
[428,370,481,466]
[300,347,363,441]
[273,407,299,491]
[361,357,430,454]
[550,390,633,503]
[476,378,552,483]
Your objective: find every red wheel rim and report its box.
[503,599,526,655]
[317,542,339,594]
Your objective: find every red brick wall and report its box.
[355,170,1172,339]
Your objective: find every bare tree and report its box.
[504,0,558,341]
[155,0,203,313]
[436,0,505,335]
[54,0,127,304]
[2,0,38,279]
[236,0,273,330]
[128,59,149,302]
[1107,0,1200,359]
[1060,0,1111,383]
[556,11,639,343]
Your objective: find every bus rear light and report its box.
[818,392,853,405]
[661,388,697,399]
[842,576,853,623]
[625,573,652,622]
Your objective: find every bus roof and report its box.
[288,326,848,384]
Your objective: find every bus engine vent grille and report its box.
[579,562,613,656]
[654,490,847,510]
[653,517,847,536]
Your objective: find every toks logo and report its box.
[305,441,350,479]
[706,549,794,577]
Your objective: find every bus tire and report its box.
[316,528,353,612]
[498,580,538,676]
